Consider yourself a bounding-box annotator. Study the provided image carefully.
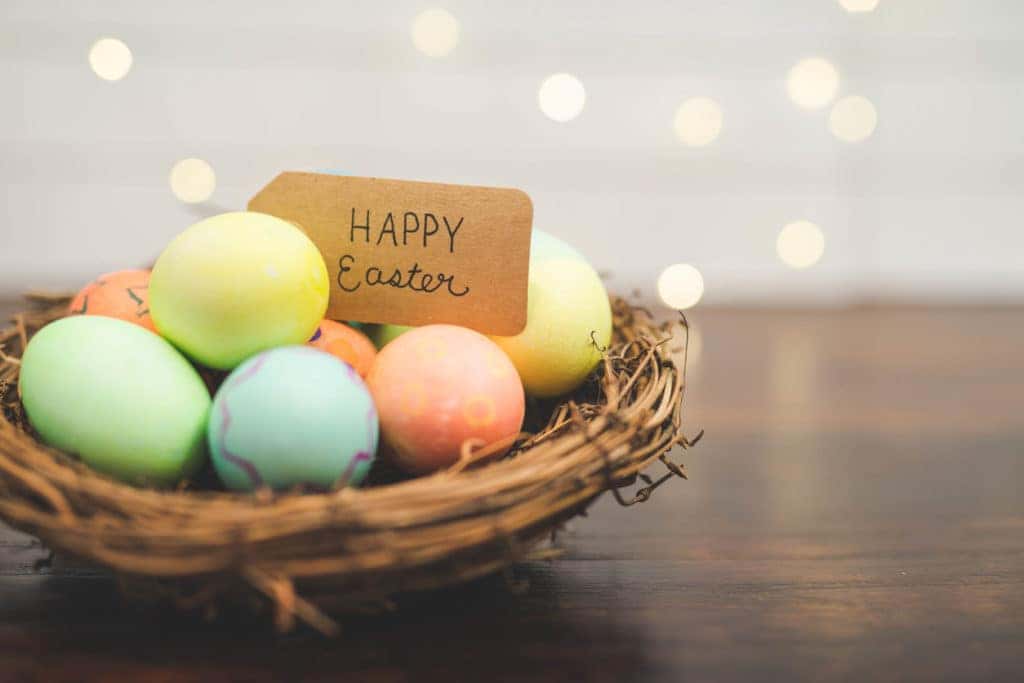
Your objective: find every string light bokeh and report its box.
[94,25,863,308]
[657,264,705,310]
[411,8,460,58]
[776,221,826,269]
[673,97,724,147]
[4,3,937,309]
[538,73,586,122]
[838,0,880,12]
[787,57,840,110]
[169,159,216,204]
[88,38,132,81]
[829,95,878,142]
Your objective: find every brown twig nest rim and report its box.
[0,294,697,635]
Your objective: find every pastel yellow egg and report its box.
[150,212,329,370]
[492,258,611,397]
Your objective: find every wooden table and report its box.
[2,302,1022,681]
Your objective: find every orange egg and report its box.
[366,325,525,474]
[308,319,376,377]
[68,270,156,332]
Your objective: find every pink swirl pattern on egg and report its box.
[216,353,271,489]
[334,405,377,489]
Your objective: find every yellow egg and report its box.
[492,258,611,397]
[150,212,329,370]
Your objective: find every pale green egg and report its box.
[208,346,378,491]
[531,229,587,264]
[492,258,612,397]
[19,315,211,486]
[368,323,414,349]
[150,211,330,370]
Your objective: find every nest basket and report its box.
[0,294,697,634]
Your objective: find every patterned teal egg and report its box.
[208,346,378,491]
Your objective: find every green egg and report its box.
[531,229,587,265]
[19,316,211,486]
[367,323,414,349]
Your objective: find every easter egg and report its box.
[19,316,210,485]
[208,346,378,491]
[308,319,376,377]
[150,211,329,370]
[68,269,156,332]
[367,325,525,474]
[531,229,586,265]
[492,259,611,398]
[368,323,413,349]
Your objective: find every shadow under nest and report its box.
[0,293,699,635]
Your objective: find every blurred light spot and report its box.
[829,95,877,142]
[777,221,825,269]
[787,58,839,110]
[673,97,723,147]
[538,73,585,122]
[411,8,459,58]
[169,158,216,203]
[88,38,132,81]
[838,0,880,12]
[657,264,704,310]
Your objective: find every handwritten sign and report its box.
[249,172,532,335]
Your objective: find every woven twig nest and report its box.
[0,294,697,634]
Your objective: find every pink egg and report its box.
[366,325,525,474]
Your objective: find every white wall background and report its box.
[2,0,1023,305]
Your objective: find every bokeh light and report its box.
[169,158,216,203]
[838,0,880,12]
[776,221,826,269]
[673,97,723,147]
[411,8,459,58]
[786,58,840,110]
[538,73,586,122]
[88,38,132,81]
[829,95,878,142]
[657,264,705,309]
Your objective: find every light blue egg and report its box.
[531,229,587,265]
[208,346,378,491]
[315,169,348,176]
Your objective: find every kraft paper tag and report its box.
[249,172,532,335]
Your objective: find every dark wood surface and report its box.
[2,301,1022,681]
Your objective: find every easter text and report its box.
[337,255,470,298]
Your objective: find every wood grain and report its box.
[2,299,1022,682]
